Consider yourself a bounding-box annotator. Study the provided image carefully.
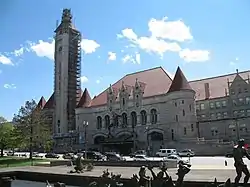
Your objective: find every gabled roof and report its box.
[43,93,55,109]
[168,67,192,93]
[89,67,173,107]
[77,88,91,108]
[37,96,46,109]
[189,70,250,100]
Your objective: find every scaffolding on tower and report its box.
[67,27,82,132]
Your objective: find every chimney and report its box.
[204,83,210,99]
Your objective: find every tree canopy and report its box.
[13,99,52,158]
[0,117,15,157]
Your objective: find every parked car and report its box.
[81,151,107,161]
[105,152,124,161]
[156,149,177,157]
[33,152,43,158]
[45,153,60,159]
[129,150,146,158]
[63,153,74,159]
[133,155,150,161]
[178,149,195,157]
[163,154,187,163]
[225,152,233,158]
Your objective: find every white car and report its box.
[163,155,188,163]
[178,149,195,157]
[133,155,150,161]
[156,149,177,157]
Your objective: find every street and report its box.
[4,151,250,170]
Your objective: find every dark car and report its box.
[82,151,106,161]
[105,152,123,161]
[225,152,233,158]
[62,153,74,159]
[45,153,60,159]
[130,150,146,158]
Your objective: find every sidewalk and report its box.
[191,165,234,170]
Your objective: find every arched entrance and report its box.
[148,130,164,155]
[101,131,133,155]
[94,135,106,144]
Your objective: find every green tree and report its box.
[13,99,51,159]
[0,117,14,157]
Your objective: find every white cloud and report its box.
[135,52,141,64]
[0,55,13,65]
[118,17,209,62]
[148,17,193,42]
[81,39,100,54]
[179,49,210,62]
[118,28,181,57]
[0,70,2,74]
[122,53,140,64]
[29,40,55,60]
[96,80,101,84]
[26,38,100,60]
[235,57,239,61]
[80,76,88,83]
[13,47,25,57]
[3,83,16,89]
[108,52,116,61]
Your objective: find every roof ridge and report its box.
[125,66,162,76]
[189,70,250,83]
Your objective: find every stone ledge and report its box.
[50,160,178,168]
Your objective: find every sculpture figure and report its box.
[138,166,151,187]
[74,154,84,173]
[148,165,170,187]
[175,160,191,187]
[233,139,250,187]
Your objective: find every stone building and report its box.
[37,9,250,154]
[74,67,250,154]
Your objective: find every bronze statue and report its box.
[138,166,150,187]
[148,165,170,187]
[233,139,250,186]
[74,154,84,173]
[175,160,191,187]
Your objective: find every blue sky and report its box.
[1,0,250,120]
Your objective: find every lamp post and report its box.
[82,121,88,160]
[69,130,74,152]
[145,126,149,156]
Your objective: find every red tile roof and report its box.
[189,70,250,101]
[37,96,46,109]
[89,67,172,107]
[168,66,192,93]
[43,93,55,109]
[77,88,91,108]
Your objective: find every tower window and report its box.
[58,46,62,52]
[122,98,125,106]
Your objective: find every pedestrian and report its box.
[233,139,250,187]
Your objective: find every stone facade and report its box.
[73,68,250,154]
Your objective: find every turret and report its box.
[167,67,197,139]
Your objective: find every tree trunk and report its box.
[29,126,33,159]
[0,144,4,157]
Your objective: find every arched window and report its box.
[150,109,157,124]
[183,110,185,116]
[104,115,110,129]
[140,110,147,125]
[122,113,128,127]
[97,116,102,129]
[131,111,137,127]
